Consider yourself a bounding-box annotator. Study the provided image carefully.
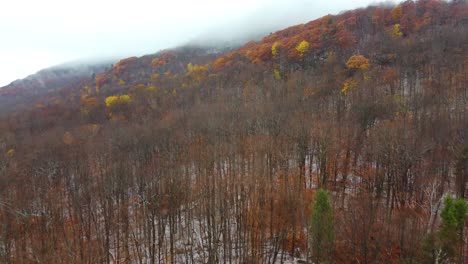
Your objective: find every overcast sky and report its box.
[0,0,394,86]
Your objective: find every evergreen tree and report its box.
[309,189,334,263]
[423,196,467,263]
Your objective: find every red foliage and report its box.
[335,29,357,48]
[152,51,176,68]
[113,57,138,75]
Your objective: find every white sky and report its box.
[0,0,392,86]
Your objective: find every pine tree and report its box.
[440,196,467,263]
[423,196,467,263]
[309,189,334,263]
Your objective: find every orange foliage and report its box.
[246,43,272,63]
[131,84,147,92]
[383,68,398,84]
[113,57,137,75]
[63,131,74,145]
[392,5,403,21]
[181,1,460,75]
[213,56,229,71]
[82,97,99,108]
[211,11,364,68]
[346,55,370,70]
[152,51,176,68]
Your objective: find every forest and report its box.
[0,0,467,263]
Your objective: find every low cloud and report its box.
[0,0,393,86]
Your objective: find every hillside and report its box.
[0,60,115,114]
[0,1,467,263]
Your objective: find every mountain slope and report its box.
[0,60,115,113]
[0,1,467,263]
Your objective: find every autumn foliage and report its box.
[0,1,466,263]
[105,94,132,115]
[346,55,370,70]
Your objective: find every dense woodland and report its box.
[0,0,467,263]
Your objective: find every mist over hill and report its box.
[0,0,392,86]
[0,1,466,263]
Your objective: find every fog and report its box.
[0,0,395,87]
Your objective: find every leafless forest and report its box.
[0,1,467,263]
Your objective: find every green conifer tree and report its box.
[309,189,334,263]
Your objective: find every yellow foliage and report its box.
[105,96,119,108]
[341,79,357,94]
[6,149,15,157]
[364,74,371,81]
[151,73,160,81]
[105,94,131,108]
[186,63,208,82]
[84,85,91,95]
[274,68,281,80]
[346,55,370,71]
[272,42,280,57]
[187,63,194,72]
[119,94,131,103]
[393,24,403,37]
[164,70,171,76]
[296,40,310,56]
[118,79,126,86]
[187,63,207,73]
